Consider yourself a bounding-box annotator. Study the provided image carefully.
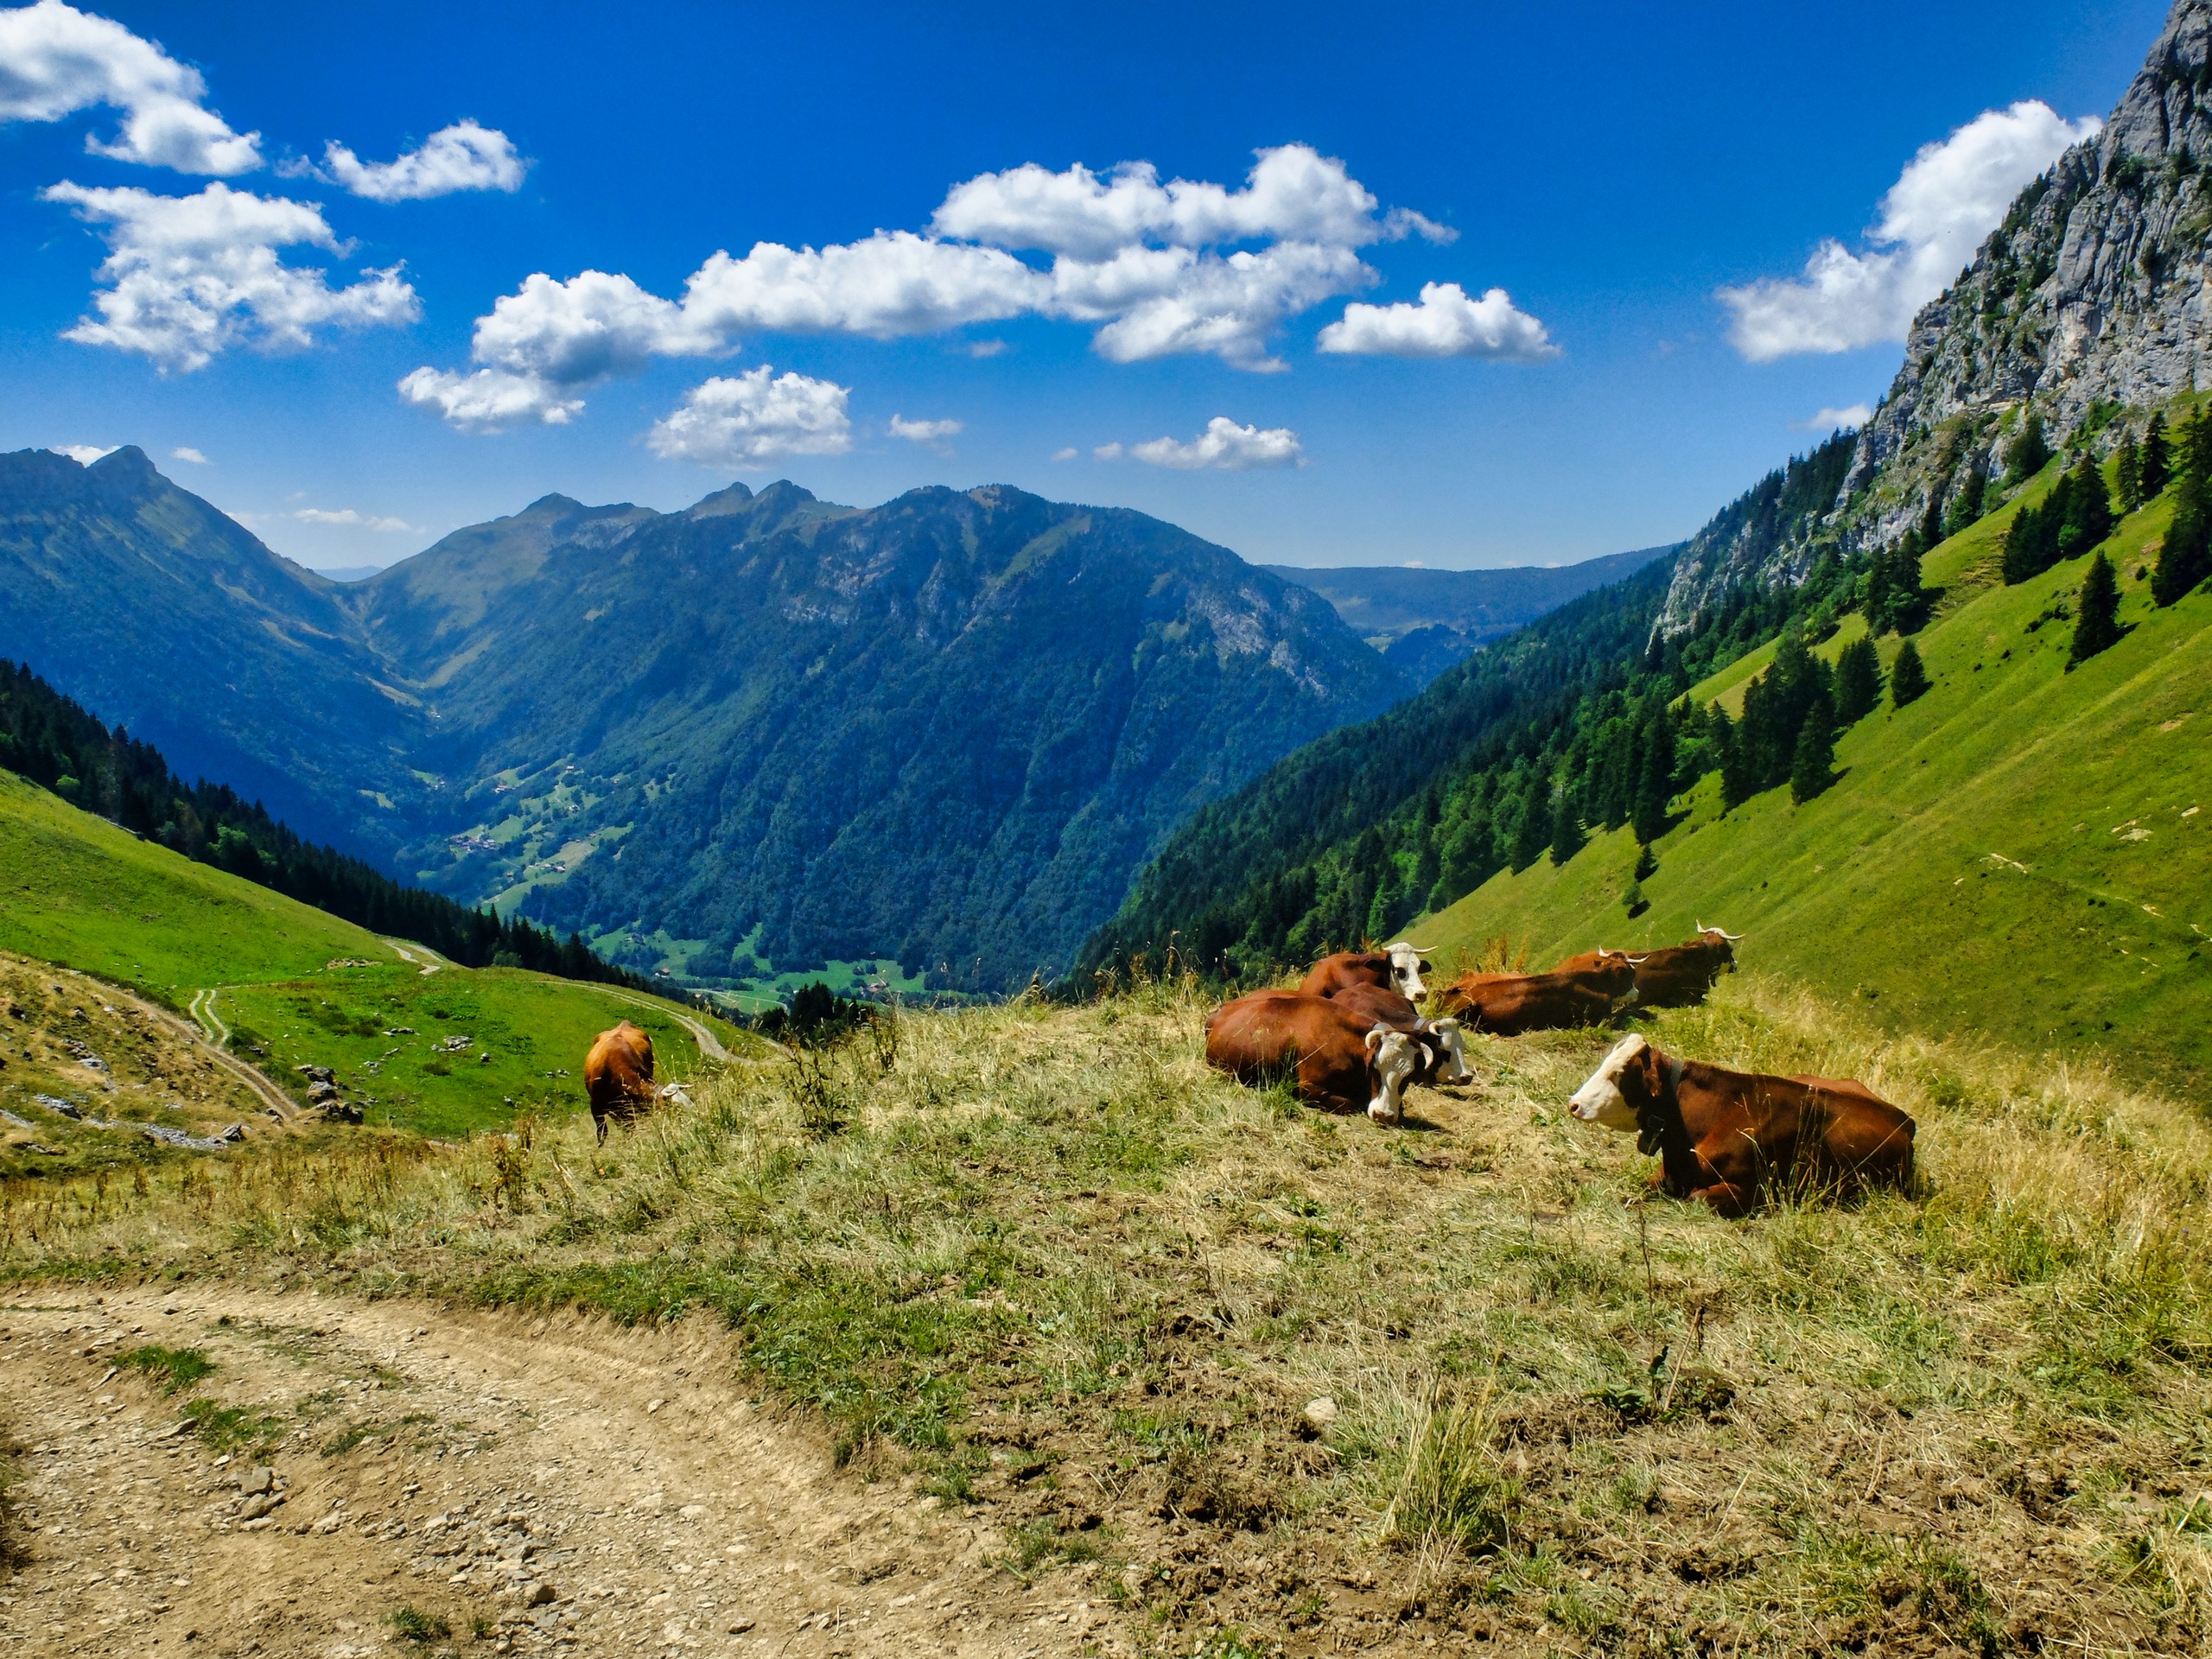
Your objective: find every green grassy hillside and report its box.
[0,769,745,1136]
[1414,489,2212,1093]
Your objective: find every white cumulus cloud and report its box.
[887,414,962,446]
[647,367,853,469]
[1318,280,1557,360]
[1106,416,1306,471]
[0,1,259,173]
[41,181,418,371]
[1797,404,1874,432]
[292,506,416,531]
[931,144,1452,259]
[320,119,528,202]
[57,442,113,463]
[1719,101,2101,361]
[1051,446,1077,461]
[401,143,1485,427]
[169,444,208,463]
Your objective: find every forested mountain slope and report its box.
[0,448,418,851]
[361,480,1409,989]
[1418,468,2212,1091]
[0,450,1408,993]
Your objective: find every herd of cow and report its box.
[578,926,1916,1219]
[1204,932,1916,1217]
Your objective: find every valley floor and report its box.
[4,979,2209,1656]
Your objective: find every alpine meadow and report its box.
[2,2,2210,1657]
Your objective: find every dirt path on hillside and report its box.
[0,1287,1119,1659]
[585,988,745,1065]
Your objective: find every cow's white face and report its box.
[1569,1034,1648,1130]
[1385,941,1430,1001]
[1365,1027,1419,1124]
[1427,1016,1475,1084]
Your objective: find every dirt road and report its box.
[0,1287,1117,1657]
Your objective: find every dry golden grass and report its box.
[6,974,2210,1654]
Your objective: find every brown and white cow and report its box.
[1626,925,1741,1008]
[1205,991,1423,1124]
[583,1020,690,1144]
[1297,942,1431,1002]
[1434,955,1637,1035]
[1567,1033,1915,1216]
[1325,982,1476,1085]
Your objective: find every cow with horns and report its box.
[1205,991,1426,1124]
[1625,925,1742,1008]
[1322,982,1475,1085]
[1434,952,1639,1035]
[1298,942,1431,1001]
[1567,1033,1915,1216]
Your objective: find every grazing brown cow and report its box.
[1325,983,1475,1084]
[584,1020,661,1145]
[1298,942,1431,1001]
[1205,991,1423,1124]
[1434,955,1637,1035]
[1567,1033,1915,1217]
[1626,925,1741,1008]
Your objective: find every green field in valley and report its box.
[0,768,753,1137]
[1414,474,2212,1095]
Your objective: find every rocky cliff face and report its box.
[1657,0,2212,634]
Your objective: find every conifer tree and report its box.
[1890,639,1930,707]
[1917,489,1946,550]
[1548,788,1586,867]
[1833,635,1883,722]
[1863,542,1894,632]
[1943,463,1989,536]
[1630,712,1674,845]
[2056,456,2114,559]
[1789,694,1838,804]
[2068,553,2124,666]
[1889,528,1925,632]
[2116,439,2144,512]
[2141,410,2171,498]
[2005,410,2050,484]
[2153,408,2212,604]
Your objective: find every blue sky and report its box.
[0,0,2172,572]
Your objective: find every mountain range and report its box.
[1263,545,1676,681]
[3,456,1428,991]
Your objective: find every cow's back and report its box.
[1442,970,1612,1035]
[585,1021,656,1116]
[1298,953,1392,998]
[1205,992,1370,1110]
[1634,940,1731,1007]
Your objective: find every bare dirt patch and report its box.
[0,1285,1113,1657]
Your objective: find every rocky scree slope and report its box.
[1657,0,2212,632]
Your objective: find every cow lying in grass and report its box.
[1435,953,1638,1035]
[1324,982,1475,1085]
[1205,992,1423,1124]
[583,1020,692,1144]
[1567,1033,1916,1216]
[1298,942,1430,1001]
[1624,925,1741,1007]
